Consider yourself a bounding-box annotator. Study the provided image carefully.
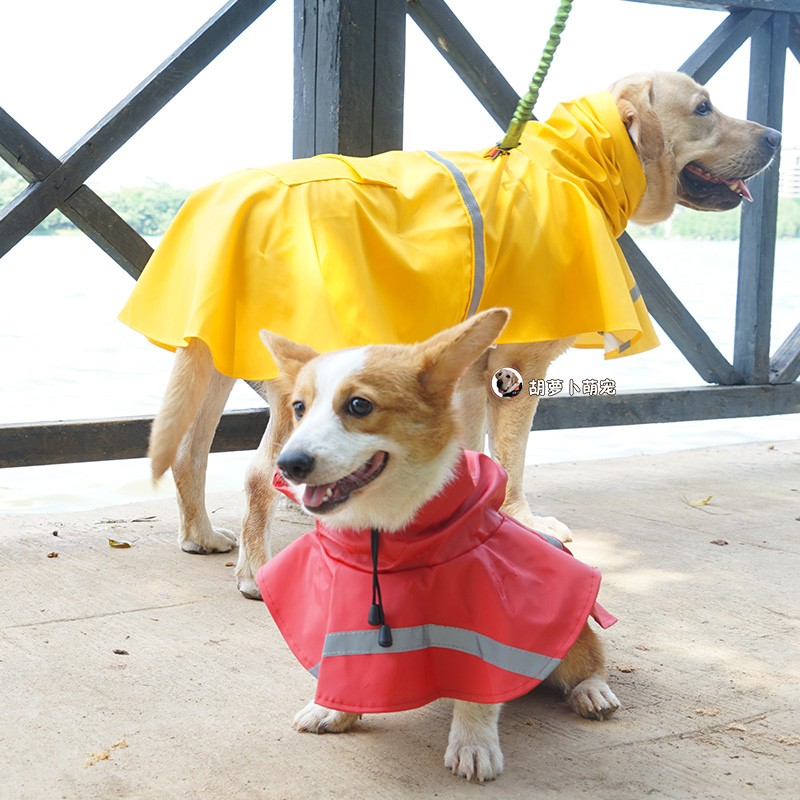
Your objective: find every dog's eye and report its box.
[346,396,373,417]
[694,99,712,116]
[292,400,305,420]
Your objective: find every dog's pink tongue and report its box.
[303,484,333,509]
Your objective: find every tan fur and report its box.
[615,80,665,165]
[547,623,606,693]
[256,310,510,537]
[146,71,778,574]
[149,338,214,481]
[613,71,779,223]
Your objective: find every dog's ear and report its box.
[415,308,509,397]
[613,77,665,163]
[259,329,318,379]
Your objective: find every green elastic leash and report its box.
[489,0,574,158]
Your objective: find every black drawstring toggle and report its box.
[369,528,392,648]
[367,603,382,627]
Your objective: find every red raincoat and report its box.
[257,451,616,714]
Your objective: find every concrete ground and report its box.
[1,440,799,799]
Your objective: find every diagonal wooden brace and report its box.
[0,108,152,279]
[0,0,276,261]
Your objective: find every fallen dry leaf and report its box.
[108,539,132,548]
[686,495,713,508]
[85,739,128,767]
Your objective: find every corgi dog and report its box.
[255,308,619,782]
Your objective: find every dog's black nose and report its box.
[763,127,782,152]
[277,450,315,482]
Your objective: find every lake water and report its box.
[1,235,798,512]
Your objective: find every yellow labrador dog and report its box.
[129,71,779,598]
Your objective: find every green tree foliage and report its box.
[103,184,188,236]
[1,163,188,236]
[632,198,800,240]
[776,197,800,238]
[0,165,73,233]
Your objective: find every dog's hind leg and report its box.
[150,339,216,481]
[149,339,237,553]
[486,341,572,541]
[444,701,504,782]
[236,379,292,599]
[172,367,237,554]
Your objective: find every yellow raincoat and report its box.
[120,91,657,380]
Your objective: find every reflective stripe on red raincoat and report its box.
[256,451,616,714]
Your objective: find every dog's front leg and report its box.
[292,701,360,734]
[444,701,503,782]
[487,341,572,541]
[236,380,292,599]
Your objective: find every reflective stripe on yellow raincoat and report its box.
[119,91,658,380]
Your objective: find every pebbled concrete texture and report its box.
[1,440,798,799]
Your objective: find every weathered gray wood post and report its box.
[293,0,406,157]
[735,10,788,384]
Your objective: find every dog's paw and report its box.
[528,515,573,543]
[444,740,504,782]
[446,701,504,781]
[180,526,237,554]
[567,677,620,720]
[236,577,262,600]
[292,701,360,734]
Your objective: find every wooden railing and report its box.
[1,0,799,468]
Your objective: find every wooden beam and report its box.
[788,13,800,61]
[619,234,743,385]
[533,382,800,430]
[3,383,798,468]
[0,0,277,258]
[0,108,152,279]
[679,9,771,82]
[0,410,269,469]
[293,0,406,157]
[406,0,519,129]
[770,322,800,383]
[734,11,788,383]
[623,1,800,12]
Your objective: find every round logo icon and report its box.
[491,367,523,398]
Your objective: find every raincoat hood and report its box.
[519,93,645,237]
[258,450,616,714]
[120,91,656,380]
